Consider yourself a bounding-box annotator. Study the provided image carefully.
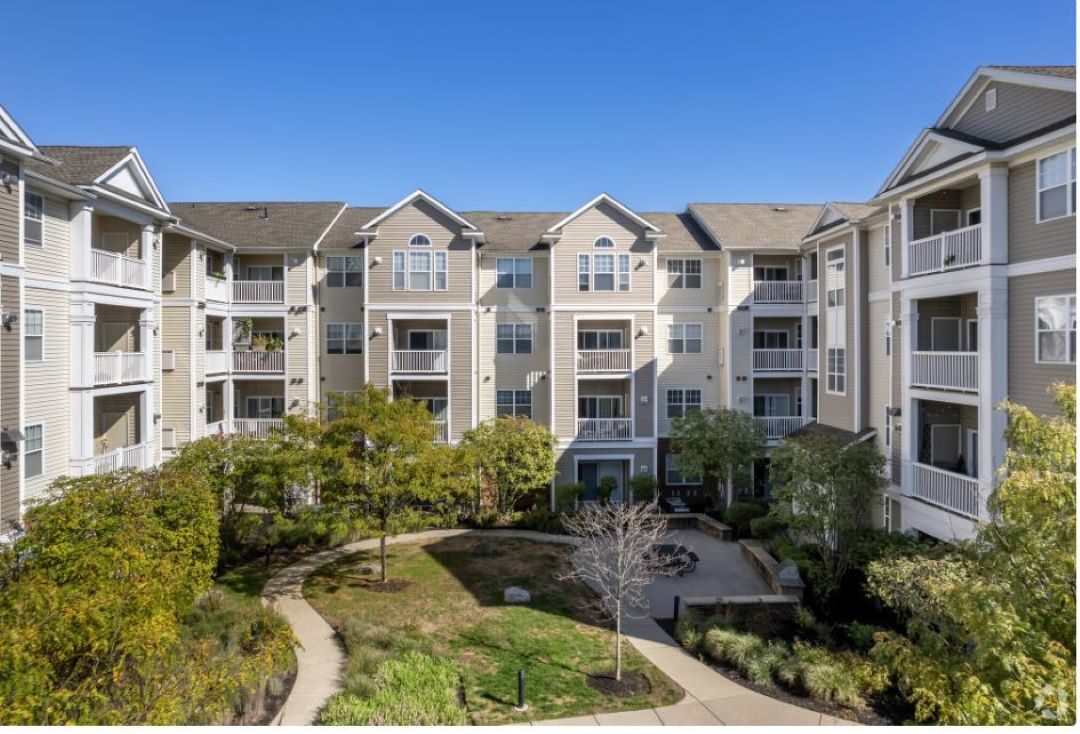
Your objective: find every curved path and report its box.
[261,528,851,726]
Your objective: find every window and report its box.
[496,323,532,354]
[392,252,406,290]
[966,208,982,226]
[24,192,43,247]
[593,236,615,248]
[930,209,961,235]
[667,323,702,354]
[594,254,615,291]
[393,250,447,291]
[618,253,630,291]
[326,391,359,421]
[578,395,623,418]
[666,453,701,486]
[577,330,623,349]
[23,424,42,479]
[667,258,702,289]
[827,347,846,394]
[1036,294,1076,363]
[247,396,284,419]
[882,494,892,530]
[795,322,803,349]
[807,252,818,280]
[496,257,533,289]
[435,251,447,290]
[408,251,431,290]
[326,323,363,354]
[884,406,892,448]
[24,309,42,361]
[1037,147,1076,222]
[753,331,788,349]
[579,253,629,292]
[326,256,363,287]
[753,394,790,417]
[577,254,590,291]
[496,389,532,418]
[409,233,432,247]
[825,247,845,307]
[666,388,702,419]
[882,224,891,267]
[247,265,283,281]
[753,266,787,281]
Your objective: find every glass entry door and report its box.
[577,461,624,501]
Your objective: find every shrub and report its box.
[554,483,585,512]
[749,514,788,541]
[742,640,789,685]
[629,473,658,503]
[513,507,566,535]
[723,501,767,538]
[840,621,884,653]
[598,475,618,502]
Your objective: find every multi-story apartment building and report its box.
[0,64,1072,542]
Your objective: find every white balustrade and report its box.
[93,351,148,385]
[576,349,632,372]
[433,421,449,443]
[755,416,805,440]
[232,280,284,303]
[205,420,226,436]
[234,418,284,439]
[807,348,819,371]
[576,418,633,441]
[206,350,228,374]
[911,462,981,519]
[912,351,979,392]
[908,223,983,276]
[753,349,803,371]
[91,249,148,289]
[94,443,147,474]
[753,280,803,303]
[392,350,448,373]
[233,350,285,372]
[807,280,818,302]
[205,275,230,302]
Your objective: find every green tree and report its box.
[461,415,556,516]
[867,383,1076,725]
[768,431,885,599]
[669,408,766,502]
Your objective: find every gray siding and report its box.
[954,82,1075,144]
[1007,269,1077,416]
[0,159,18,265]
[0,275,19,529]
[1008,159,1076,263]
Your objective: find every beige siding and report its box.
[478,251,549,308]
[817,235,856,432]
[449,311,473,440]
[23,192,70,277]
[478,312,549,427]
[161,307,192,444]
[162,233,193,298]
[657,253,722,307]
[95,393,139,449]
[1007,269,1077,415]
[22,286,70,501]
[867,300,891,458]
[0,159,18,264]
[552,202,655,305]
[0,275,20,528]
[286,311,309,413]
[93,215,141,257]
[866,224,890,295]
[954,82,1075,143]
[316,251,365,318]
[657,311,721,436]
[1008,159,1076,263]
[891,293,901,484]
[552,312,575,437]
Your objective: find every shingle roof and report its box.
[642,212,718,251]
[687,203,822,250]
[169,201,346,249]
[463,211,561,251]
[25,145,132,184]
[988,65,1075,79]
[318,206,389,249]
[831,202,882,223]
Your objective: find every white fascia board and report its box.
[312,203,348,252]
[24,169,93,200]
[361,188,478,231]
[939,67,1076,129]
[166,223,235,251]
[0,104,40,154]
[875,130,985,199]
[87,185,174,222]
[546,193,660,234]
[96,148,170,212]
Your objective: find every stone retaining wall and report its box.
[738,539,804,599]
[662,513,733,542]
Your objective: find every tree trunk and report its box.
[615,603,623,681]
[380,534,387,583]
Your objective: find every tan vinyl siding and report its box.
[891,292,901,484]
[93,215,141,257]
[1007,269,1077,415]
[316,250,365,318]
[554,447,656,488]
[23,192,70,277]
[478,252,549,308]
[552,202,655,305]
[161,307,192,444]
[954,82,1075,143]
[866,224,890,295]
[0,275,20,528]
[552,312,576,437]
[0,159,18,264]
[1008,158,1076,263]
[657,311,720,436]
[286,312,309,413]
[162,233,193,298]
[367,312,390,390]
[22,286,70,502]
[817,236,855,432]
[478,312,549,427]
[867,300,891,458]
[449,311,473,440]
[657,254,722,307]
[95,393,139,449]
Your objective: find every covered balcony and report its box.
[205,316,228,374]
[390,319,449,375]
[93,394,149,474]
[233,254,285,304]
[752,255,803,304]
[234,382,285,438]
[752,318,803,371]
[577,382,633,441]
[576,320,631,374]
[905,178,984,277]
[204,248,230,303]
[910,399,981,519]
[205,383,226,436]
[752,381,806,441]
[910,294,979,393]
[232,317,285,373]
[90,215,150,290]
[393,381,449,443]
[93,305,148,386]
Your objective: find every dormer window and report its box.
[409,233,432,247]
[593,236,615,249]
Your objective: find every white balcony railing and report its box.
[576,418,633,441]
[233,280,284,303]
[392,350,448,373]
[206,420,226,436]
[807,280,818,302]
[233,350,285,372]
[907,223,983,276]
[753,280,803,304]
[94,351,148,385]
[91,249,148,289]
[912,351,979,392]
[234,418,284,439]
[911,462,981,519]
[94,443,148,474]
[206,350,228,374]
[577,349,632,372]
[433,421,449,443]
[755,416,806,440]
[807,348,819,371]
[753,349,803,371]
[205,275,229,302]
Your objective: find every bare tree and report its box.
[559,501,675,682]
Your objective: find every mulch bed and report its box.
[586,670,652,698]
[352,578,413,594]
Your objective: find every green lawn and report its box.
[303,536,683,724]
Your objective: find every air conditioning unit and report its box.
[162,271,176,293]
[161,350,175,371]
[161,427,177,450]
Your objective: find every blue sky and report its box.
[5,0,1075,211]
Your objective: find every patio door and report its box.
[966,429,979,478]
[246,396,284,419]
[931,318,960,351]
[753,394,789,417]
[423,397,448,421]
[408,330,447,350]
[577,461,624,502]
[930,424,961,469]
[578,396,623,419]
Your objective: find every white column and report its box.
[899,198,914,279]
[68,390,95,476]
[69,298,96,388]
[69,202,94,281]
[141,225,155,290]
[898,295,919,495]
[139,310,157,464]
[977,279,1009,519]
[980,165,1009,265]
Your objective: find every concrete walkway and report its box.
[261,528,850,726]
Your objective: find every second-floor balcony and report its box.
[206,350,228,374]
[807,348,818,371]
[94,351,148,385]
[576,417,634,441]
[753,348,803,371]
[912,351,979,392]
[233,280,284,304]
[94,442,149,474]
[753,280,803,304]
[392,350,448,374]
[234,418,284,439]
[233,350,285,373]
[577,349,632,373]
[205,274,229,302]
[911,462,981,519]
[91,249,149,290]
[755,416,807,441]
[908,223,983,276]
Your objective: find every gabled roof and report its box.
[360,189,479,232]
[0,104,44,160]
[986,65,1075,79]
[27,146,170,213]
[687,203,821,250]
[642,212,718,252]
[805,202,883,238]
[937,65,1075,131]
[169,201,347,249]
[545,193,661,235]
[318,206,390,249]
[460,211,560,251]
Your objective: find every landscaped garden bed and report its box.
[302,535,683,724]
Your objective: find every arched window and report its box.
[593,236,615,249]
[409,233,432,247]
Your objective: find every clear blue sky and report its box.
[5,0,1075,211]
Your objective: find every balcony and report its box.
[907,223,983,276]
[753,281,803,304]
[206,350,228,374]
[753,349,803,371]
[91,249,148,290]
[93,352,148,385]
[233,351,285,373]
[576,418,633,441]
[755,416,806,441]
[392,350,448,374]
[94,443,148,474]
[807,280,818,302]
[577,349,631,373]
[807,348,818,371]
[233,280,284,304]
[206,420,226,436]
[205,275,229,302]
[234,418,284,439]
[911,462,981,519]
[912,352,979,392]
[433,420,449,443]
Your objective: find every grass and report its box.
[303,536,683,724]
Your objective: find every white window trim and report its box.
[495,388,533,417]
[965,208,982,227]
[1036,146,1076,223]
[665,387,702,418]
[667,322,703,355]
[929,209,962,235]
[825,245,845,308]
[593,236,615,249]
[495,257,534,289]
[666,258,703,289]
[578,252,630,293]
[579,394,625,417]
[496,323,533,355]
[665,452,702,486]
[24,191,44,248]
[577,329,624,350]
[23,423,43,479]
[326,322,363,355]
[24,308,43,362]
[881,223,891,267]
[392,249,448,291]
[408,232,432,247]
[883,405,892,448]
[326,255,364,288]
[826,346,846,395]
[1035,293,1077,365]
